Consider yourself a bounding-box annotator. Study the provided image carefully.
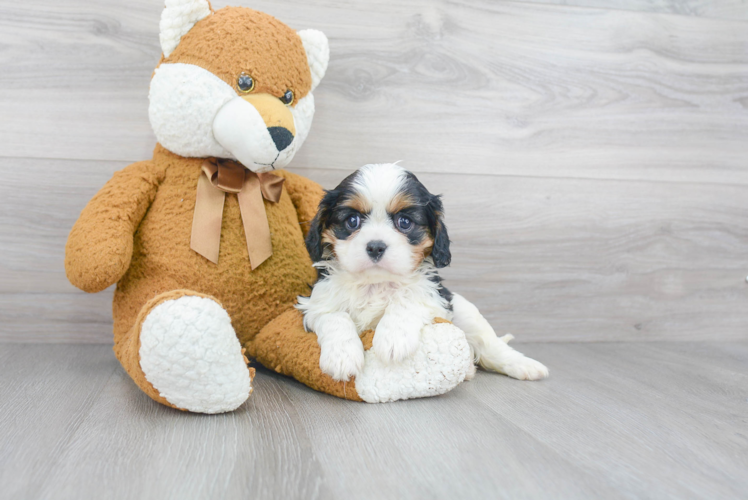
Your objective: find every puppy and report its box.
[297,163,549,382]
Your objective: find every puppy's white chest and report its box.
[348,282,400,332]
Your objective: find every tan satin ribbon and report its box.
[190,158,284,269]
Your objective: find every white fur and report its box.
[299,163,549,386]
[160,0,212,58]
[451,293,549,380]
[139,296,252,413]
[314,311,364,382]
[355,322,473,403]
[335,164,418,276]
[298,260,451,381]
[297,30,330,91]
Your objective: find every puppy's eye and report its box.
[345,214,360,230]
[396,215,412,232]
[237,73,255,93]
[280,89,294,106]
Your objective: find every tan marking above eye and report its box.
[341,193,372,214]
[387,192,417,214]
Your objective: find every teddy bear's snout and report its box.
[268,126,294,151]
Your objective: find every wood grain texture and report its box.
[0,0,746,182]
[1,0,747,343]
[2,161,746,342]
[1,342,746,499]
[521,0,748,21]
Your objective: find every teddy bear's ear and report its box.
[159,0,213,58]
[297,29,330,91]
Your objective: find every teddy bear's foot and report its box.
[248,309,472,403]
[138,294,252,413]
[354,321,473,403]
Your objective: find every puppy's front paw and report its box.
[502,356,549,381]
[319,338,365,382]
[372,317,422,363]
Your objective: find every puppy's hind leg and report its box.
[450,294,549,381]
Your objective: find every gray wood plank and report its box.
[32,355,331,500]
[3,159,746,343]
[461,341,748,499]
[0,292,114,342]
[0,0,746,184]
[0,344,117,499]
[275,369,626,500]
[518,0,748,21]
[1,342,746,499]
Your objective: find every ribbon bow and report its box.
[190,158,284,269]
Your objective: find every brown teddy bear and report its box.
[65,0,473,413]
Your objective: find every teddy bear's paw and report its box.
[355,322,473,403]
[139,295,252,413]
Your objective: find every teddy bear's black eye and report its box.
[237,73,255,93]
[280,89,294,106]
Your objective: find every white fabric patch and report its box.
[285,94,315,160]
[160,0,212,58]
[139,295,251,414]
[212,96,283,173]
[355,322,472,403]
[149,63,235,159]
[297,29,329,91]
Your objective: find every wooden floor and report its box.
[1,341,746,499]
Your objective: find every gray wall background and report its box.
[1,0,746,343]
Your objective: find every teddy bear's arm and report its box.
[275,170,325,238]
[65,160,163,293]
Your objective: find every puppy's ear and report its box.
[427,194,451,268]
[305,189,339,262]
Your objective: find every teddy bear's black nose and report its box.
[267,127,294,151]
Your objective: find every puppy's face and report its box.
[306,164,451,278]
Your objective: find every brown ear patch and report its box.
[164,7,312,103]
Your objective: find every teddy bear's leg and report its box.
[116,290,253,413]
[246,310,473,403]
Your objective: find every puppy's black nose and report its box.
[267,126,294,151]
[366,240,387,262]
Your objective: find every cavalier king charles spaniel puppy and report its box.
[297,163,549,383]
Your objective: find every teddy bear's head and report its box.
[149,0,329,173]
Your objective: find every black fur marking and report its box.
[304,167,452,283]
[429,271,454,312]
[396,171,452,268]
[304,170,365,280]
[395,173,453,296]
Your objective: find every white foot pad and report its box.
[139,296,251,413]
[355,323,473,403]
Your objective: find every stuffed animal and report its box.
[65,0,473,413]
